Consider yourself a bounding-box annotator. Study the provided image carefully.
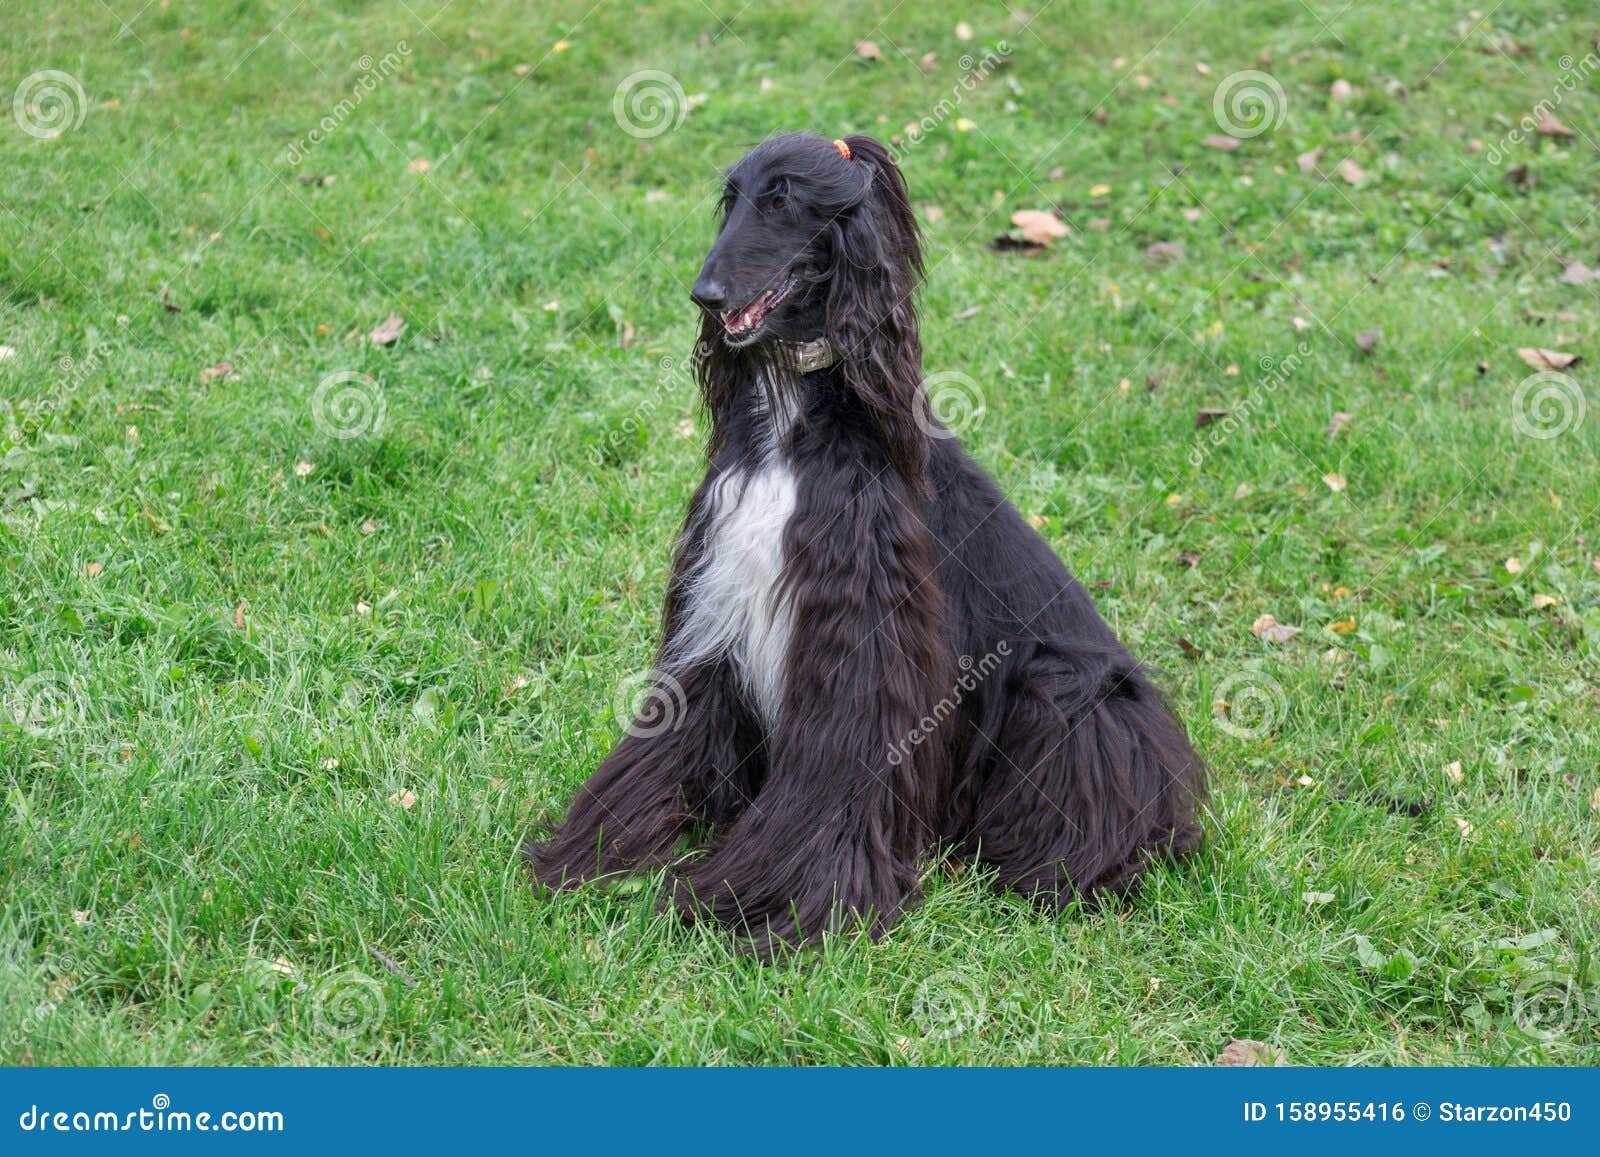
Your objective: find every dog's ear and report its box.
[826,135,928,482]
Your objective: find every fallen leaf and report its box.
[1088,183,1112,197]
[1302,890,1336,905]
[1559,260,1600,285]
[955,21,974,41]
[953,305,981,319]
[1327,411,1353,437]
[200,361,235,383]
[1329,79,1354,101]
[408,158,431,173]
[1202,134,1242,152]
[360,518,381,535]
[1535,112,1576,139]
[161,285,182,314]
[854,40,882,61]
[84,562,103,578]
[1145,240,1184,264]
[1177,552,1202,567]
[1296,774,1315,787]
[1454,816,1473,836]
[1337,158,1365,184]
[1292,316,1312,332]
[1181,207,1203,222]
[918,52,938,72]
[1177,636,1203,660]
[268,956,297,977]
[1296,147,1323,173]
[619,319,635,349]
[1517,347,1581,371]
[1010,209,1070,245]
[389,788,418,810]
[1591,785,1600,813]
[1214,1038,1285,1067]
[1532,593,1559,609]
[234,602,246,630]
[1194,407,1230,428]
[1445,760,1464,785]
[1327,618,1357,633]
[954,117,976,132]
[1087,217,1111,231]
[1355,328,1380,354]
[1505,556,1524,574]
[551,38,573,53]
[1252,613,1301,643]
[1322,472,1347,492]
[71,909,91,926]
[0,345,15,361]
[294,460,314,478]
[356,600,372,616]
[370,313,406,346]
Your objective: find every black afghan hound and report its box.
[526,131,1206,952]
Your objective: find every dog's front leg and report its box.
[524,658,765,889]
[672,467,948,952]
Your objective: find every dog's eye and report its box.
[763,184,788,211]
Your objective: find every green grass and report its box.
[2,0,1599,1065]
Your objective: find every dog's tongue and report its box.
[723,291,774,336]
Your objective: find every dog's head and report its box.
[692,132,922,351]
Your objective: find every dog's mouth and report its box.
[720,278,794,341]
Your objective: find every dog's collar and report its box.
[778,337,837,374]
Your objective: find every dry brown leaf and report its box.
[619,319,635,349]
[1505,556,1524,574]
[1337,158,1365,184]
[1327,411,1353,437]
[1445,760,1464,785]
[854,40,883,62]
[294,460,314,478]
[1202,134,1242,152]
[1009,209,1070,245]
[1532,592,1559,610]
[1355,328,1380,354]
[1559,260,1600,285]
[370,313,407,346]
[1330,79,1354,101]
[1327,618,1357,634]
[1252,613,1301,643]
[1194,407,1230,428]
[1181,207,1203,222]
[1591,785,1600,813]
[84,562,104,579]
[1296,147,1323,173]
[388,788,418,810]
[955,21,974,41]
[1214,1038,1285,1067]
[1536,112,1576,139]
[1322,472,1347,492]
[200,361,235,384]
[918,52,938,72]
[1517,347,1581,371]
[1145,240,1184,264]
[1087,217,1111,231]
[408,158,431,173]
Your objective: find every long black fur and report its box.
[526,132,1207,953]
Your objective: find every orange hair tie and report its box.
[833,138,852,160]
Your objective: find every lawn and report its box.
[2,0,1598,1066]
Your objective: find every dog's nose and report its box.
[690,275,727,313]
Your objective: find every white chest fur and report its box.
[667,461,798,727]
